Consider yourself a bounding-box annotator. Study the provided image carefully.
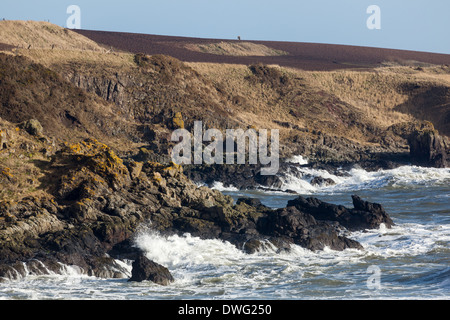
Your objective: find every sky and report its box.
[1,0,449,54]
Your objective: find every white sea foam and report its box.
[352,222,450,258]
[278,165,450,194]
[134,230,246,268]
[286,155,309,165]
[2,219,448,299]
[205,163,450,197]
[210,181,239,192]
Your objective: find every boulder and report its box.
[287,195,394,231]
[407,127,448,168]
[171,111,184,129]
[128,253,174,285]
[257,206,363,251]
[20,119,44,137]
[310,176,335,187]
[236,197,264,208]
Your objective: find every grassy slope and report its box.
[187,62,450,140]
[0,20,102,51]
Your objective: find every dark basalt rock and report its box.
[287,195,394,231]
[256,206,363,251]
[408,128,448,168]
[128,253,174,285]
[236,197,264,208]
[310,176,335,186]
[0,138,395,282]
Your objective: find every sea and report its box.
[1,156,449,300]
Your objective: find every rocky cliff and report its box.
[0,135,393,283]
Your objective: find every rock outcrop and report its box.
[20,119,44,137]
[408,127,448,168]
[128,253,174,285]
[287,195,394,231]
[0,137,395,282]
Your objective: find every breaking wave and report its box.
[278,164,450,195]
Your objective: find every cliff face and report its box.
[45,54,412,165]
[0,136,393,281]
[1,21,449,164]
[53,54,450,167]
[408,124,449,168]
[0,54,135,146]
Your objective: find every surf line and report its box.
[171,120,280,175]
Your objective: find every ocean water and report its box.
[1,162,449,300]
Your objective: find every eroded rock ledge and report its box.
[0,138,394,285]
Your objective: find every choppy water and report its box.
[1,162,449,300]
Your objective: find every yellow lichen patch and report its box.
[76,197,93,206]
[57,138,131,192]
[172,112,185,129]
[167,161,182,170]
[162,161,183,177]
[145,161,165,171]
[152,172,163,183]
[1,167,13,178]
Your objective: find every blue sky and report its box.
[1,0,449,54]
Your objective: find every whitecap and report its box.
[286,155,309,165]
[278,165,450,194]
[210,181,239,192]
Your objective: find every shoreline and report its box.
[0,140,396,283]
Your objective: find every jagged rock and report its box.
[242,238,265,254]
[242,237,291,254]
[236,197,265,208]
[310,176,335,186]
[126,160,143,180]
[128,253,174,285]
[287,195,394,231]
[0,136,396,281]
[256,206,363,251]
[408,128,448,168]
[171,111,184,129]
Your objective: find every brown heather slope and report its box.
[73,28,450,137]
[75,29,450,71]
[0,21,103,51]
